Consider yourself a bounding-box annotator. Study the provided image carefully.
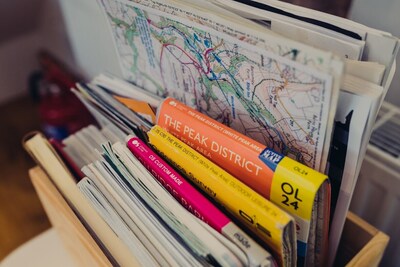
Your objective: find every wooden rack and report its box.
[29,166,389,267]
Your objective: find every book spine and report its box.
[127,136,276,267]
[148,125,295,266]
[156,98,329,254]
[127,136,229,230]
[49,138,85,180]
[156,97,274,199]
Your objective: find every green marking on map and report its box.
[261,109,277,124]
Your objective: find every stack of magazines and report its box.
[24,0,398,266]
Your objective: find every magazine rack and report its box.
[29,166,389,267]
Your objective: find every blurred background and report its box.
[0,0,398,265]
[0,0,71,261]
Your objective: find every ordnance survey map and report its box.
[99,0,340,171]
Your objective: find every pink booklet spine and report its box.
[126,136,230,231]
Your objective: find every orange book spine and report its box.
[157,98,275,199]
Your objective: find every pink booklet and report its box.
[127,136,276,267]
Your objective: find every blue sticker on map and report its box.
[259,148,284,172]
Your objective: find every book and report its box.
[209,0,398,107]
[114,96,157,124]
[326,89,374,265]
[326,74,384,264]
[82,161,175,265]
[156,97,330,266]
[209,0,366,60]
[78,177,161,266]
[211,0,398,86]
[75,83,153,136]
[23,132,140,266]
[126,135,276,267]
[92,73,163,108]
[345,60,385,85]
[49,138,85,180]
[71,88,127,142]
[147,125,296,267]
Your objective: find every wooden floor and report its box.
[0,96,51,260]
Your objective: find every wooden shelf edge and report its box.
[29,166,112,267]
[29,166,389,267]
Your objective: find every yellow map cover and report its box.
[148,125,296,267]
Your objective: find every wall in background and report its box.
[57,0,122,80]
[349,0,400,107]
[0,0,75,104]
[0,2,43,43]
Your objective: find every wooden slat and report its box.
[344,212,389,267]
[30,165,389,267]
[335,211,389,267]
[29,166,112,267]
